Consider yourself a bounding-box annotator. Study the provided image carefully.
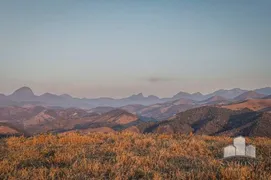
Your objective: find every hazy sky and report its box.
[1,0,270,98]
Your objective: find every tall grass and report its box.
[0,132,270,179]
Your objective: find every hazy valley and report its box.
[1,87,271,137]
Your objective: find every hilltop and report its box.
[234,91,265,101]
[222,99,271,111]
[137,106,271,137]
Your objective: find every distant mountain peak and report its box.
[205,96,226,102]
[17,86,32,90]
[11,87,35,98]
[103,109,138,122]
[231,88,242,90]
[172,91,190,99]
[13,86,34,94]
[214,89,226,93]
[254,87,271,95]
[175,91,191,95]
[41,93,55,96]
[192,92,203,96]
[234,91,265,101]
[207,88,247,99]
[40,93,63,100]
[172,91,204,101]
[147,95,159,100]
[60,94,73,98]
[128,93,144,100]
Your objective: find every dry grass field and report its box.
[0,132,271,180]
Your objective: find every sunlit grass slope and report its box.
[0,132,270,179]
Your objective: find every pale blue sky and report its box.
[0,0,270,98]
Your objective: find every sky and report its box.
[0,0,271,98]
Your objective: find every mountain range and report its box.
[1,86,271,108]
[1,100,270,137]
[0,106,156,135]
[1,86,271,137]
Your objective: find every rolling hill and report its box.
[1,103,271,137]
[120,104,146,114]
[88,106,115,114]
[263,95,271,99]
[255,87,271,95]
[199,96,228,105]
[234,91,265,101]
[136,100,196,121]
[0,122,29,137]
[0,123,20,135]
[0,106,147,135]
[222,99,271,111]
[138,106,271,137]
[92,109,138,125]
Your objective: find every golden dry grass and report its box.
[0,132,270,180]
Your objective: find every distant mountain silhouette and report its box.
[200,96,228,105]
[254,87,271,95]
[1,86,271,108]
[206,88,247,99]
[127,93,145,101]
[88,106,116,114]
[147,95,160,100]
[39,93,64,101]
[172,91,204,101]
[9,86,36,101]
[60,94,73,99]
[170,98,195,105]
[120,104,146,114]
[125,98,197,121]
[234,91,265,101]
[0,94,15,106]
